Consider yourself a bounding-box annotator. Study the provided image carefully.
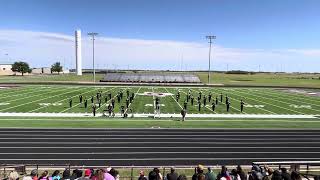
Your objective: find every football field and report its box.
[0,85,320,115]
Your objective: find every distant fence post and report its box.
[130,166,133,180]
[3,167,6,179]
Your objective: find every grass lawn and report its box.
[197,72,320,88]
[0,116,319,128]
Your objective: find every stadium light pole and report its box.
[88,32,98,83]
[206,35,216,84]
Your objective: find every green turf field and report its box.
[0,85,319,115]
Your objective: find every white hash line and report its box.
[0,86,43,99]
[197,88,242,113]
[213,88,275,115]
[0,86,65,103]
[234,89,305,114]
[0,87,82,112]
[29,87,93,113]
[60,87,103,113]
[246,89,320,113]
[255,89,320,109]
[226,88,297,114]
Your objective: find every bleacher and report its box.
[100,73,201,83]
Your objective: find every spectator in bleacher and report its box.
[138,170,147,180]
[52,170,61,180]
[177,175,187,180]
[91,169,104,180]
[192,164,205,180]
[230,169,240,180]
[108,169,119,180]
[280,168,291,180]
[262,166,273,180]
[103,168,115,180]
[23,169,38,180]
[31,170,38,180]
[290,171,301,180]
[8,171,19,180]
[154,168,163,180]
[205,167,217,180]
[71,169,82,180]
[38,171,49,180]
[249,165,263,180]
[78,169,91,180]
[148,170,159,180]
[167,167,178,180]
[61,170,71,180]
[236,166,246,180]
[217,166,230,180]
[271,170,282,180]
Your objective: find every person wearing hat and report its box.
[167,167,178,180]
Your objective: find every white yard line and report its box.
[124,87,141,114]
[95,87,121,112]
[272,89,320,104]
[214,88,276,115]
[253,89,320,109]
[0,86,65,103]
[0,88,83,112]
[164,87,183,109]
[61,87,117,113]
[228,88,303,114]
[29,87,93,113]
[196,88,243,113]
[179,89,217,114]
[0,86,42,99]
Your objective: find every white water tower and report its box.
[75,29,82,75]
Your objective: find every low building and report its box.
[0,64,14,75]
[32,67,70,74]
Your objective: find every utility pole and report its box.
[88,32,98,83]
[206,35,216,84]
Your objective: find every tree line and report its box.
[11,61,63,76]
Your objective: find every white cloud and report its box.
[0,29,319,72]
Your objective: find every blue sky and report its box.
[0,0,320,72]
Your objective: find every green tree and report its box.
[51,62,63,75]
[11,61,31,76]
